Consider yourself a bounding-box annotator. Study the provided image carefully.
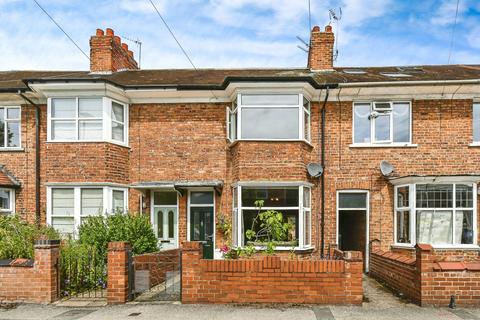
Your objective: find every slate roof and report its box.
[1,65,480,92]
[0,165,21,188]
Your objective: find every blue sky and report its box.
[0,0,478,70]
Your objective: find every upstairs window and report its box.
[48,98,128,144]
[227,94,310,142]
[353,102,411,145]
[473,103,480,143]
[0,106,20,148]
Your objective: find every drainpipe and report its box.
[320,88,329,258]
[18,92,41,226]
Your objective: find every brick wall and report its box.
[134,249,180,290]
[0,240,60,304]
[370,244,480,306]
[181,241,362,305]
[369,248,419,303]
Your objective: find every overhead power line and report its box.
[148,0,197,71]
[148,0,219,100]
[32,0,90,61]
[447,0,460,64]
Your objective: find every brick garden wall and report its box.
[181,242,363,305]
[370,244,480,306]
[134,249,180,289]
[0,240,60,304]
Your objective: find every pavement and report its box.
[2,277,480,320]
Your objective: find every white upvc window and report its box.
[47,97,128,145]
[353,101,412,146]
[473,103,480,144]
[232,184,312,249]
[0,188,15,214]
[394,183,477,248]
[0,106,21,149]
[47,186,128,235]
[227,94,311,142]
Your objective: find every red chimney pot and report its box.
[121,43,128,51]
[114,36,121,44]
[96,29,104,36]
[106,28,114,36]
[312,26,320,32]
[325,25,333,32]
[128,50,134,58]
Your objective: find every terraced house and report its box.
[1,25,480,304]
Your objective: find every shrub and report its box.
[0,215,59,259]
[78,213,158,257]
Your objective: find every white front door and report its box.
[152,191,178,250]
[154,207,177,250]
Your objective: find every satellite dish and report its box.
[380,160,394,176]
[307,163,323,178]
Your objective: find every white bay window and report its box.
[47,186,128,235]
[227,94,311,142]
[353,101,411,145]
[232,184,312,249]
[394,183,477,247]
[48,97,128,144]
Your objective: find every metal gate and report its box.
[133,249,182,302]
[60,246,107,299]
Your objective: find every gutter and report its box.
[23,76,334,91]
[337,78,480,88]
[18,92,41,226]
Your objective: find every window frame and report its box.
[46,185,128,235]
[473,102,480,145]
[0,188,15,214]
[0,106,21,149]
[232,184,313,250]
[47,97,128,146]
[336,190,370,269]
[352,101,413,146]
[393,183,478,248]
[227,93,311,142]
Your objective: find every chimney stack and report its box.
[307,25,335,71]
[89,28,139,73]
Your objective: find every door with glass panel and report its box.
[337,191,369,270]
[152,191,178,250]
[189,191,215,259]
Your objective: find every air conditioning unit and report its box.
[373,101,392,112]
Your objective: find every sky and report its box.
[0,0,478,71]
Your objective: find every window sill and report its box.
[469,143,480,147]
[0,148,24,152]
[391,244,480,250]
[349,143,418,148]
[228,139,313,148]
[252,245,315,252]
[46,140,130,149]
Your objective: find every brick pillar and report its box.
[415,243,434,306]
[181,241,203,304]
[34,239,61,303]
[343,251,363,305]
[107,242,131,304]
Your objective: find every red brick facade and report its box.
[181,241,362,304]
[0,240,60,304]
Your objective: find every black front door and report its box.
[190,206,214,259]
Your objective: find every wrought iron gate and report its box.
[60,246,107,299]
